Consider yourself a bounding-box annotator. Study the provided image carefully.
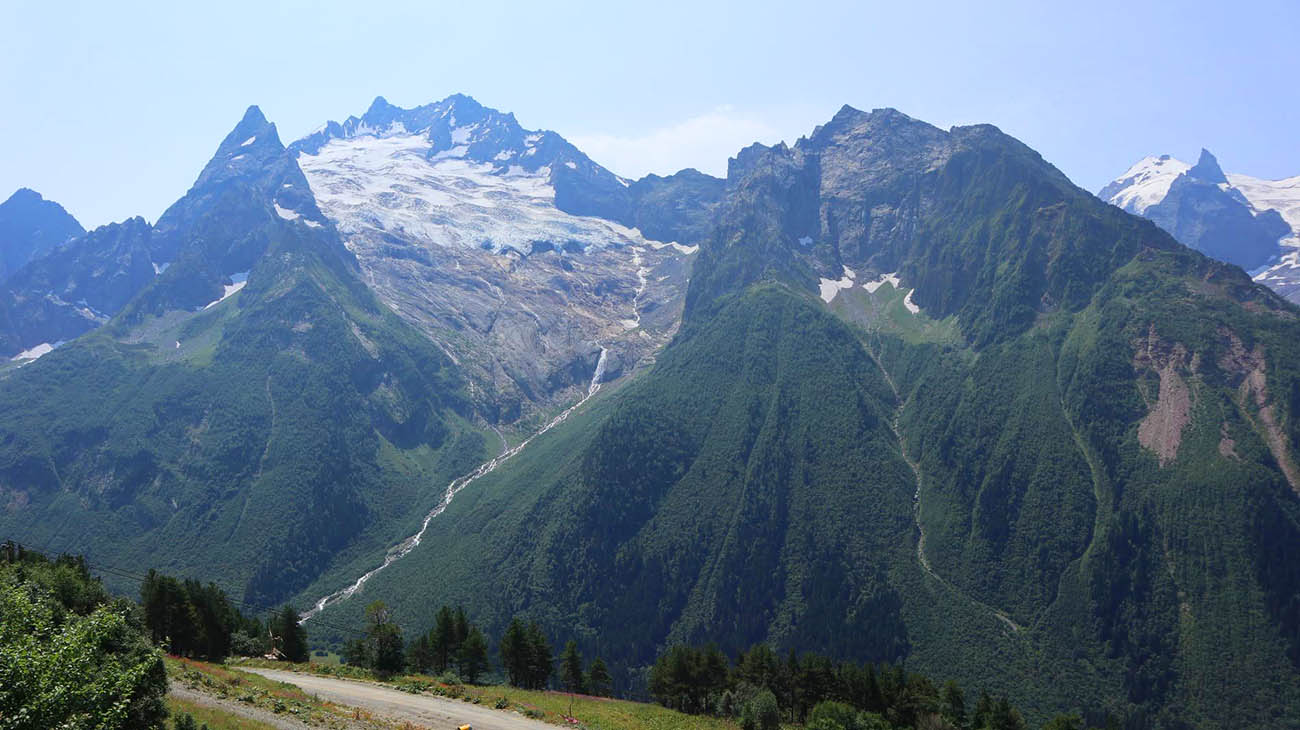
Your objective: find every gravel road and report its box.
[243,668,556,730]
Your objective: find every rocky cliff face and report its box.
[290,95,718,420]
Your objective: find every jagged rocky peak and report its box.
[189,104,287,192]
[292,93,577,173]
[1187,147,1228,184]
[0,187,85,282]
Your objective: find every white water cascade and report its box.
[303,346,610,621]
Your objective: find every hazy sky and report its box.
[3,0,1297,228]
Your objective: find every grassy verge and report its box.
[166,695,280,730]
[230,658,739,730]
[167,657,385,729]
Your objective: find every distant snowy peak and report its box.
[291,94,694,256]
[1102,151,1300,302]
[297,131,664,255]
[1099,154,1190,215]
[290,94,617,185]
[191,105,288,190]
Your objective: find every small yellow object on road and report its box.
[458,725,472,730]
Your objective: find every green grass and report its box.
[167,657,384,728]
[166,696,280,730]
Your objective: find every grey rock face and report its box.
[0,216,153,355]
[0,188,84,284]
[292,96,708,420]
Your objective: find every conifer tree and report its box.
[499,618,528,687]
[587,656,612,697]
[561,639,586,693]
[457,626,490,684]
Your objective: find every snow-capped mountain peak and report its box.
[1098,154,1189,215]
[1103,151,1300,302]
[291,95,660,255]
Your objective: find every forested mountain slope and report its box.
[309,106,1300,729]
[0,109,489,609]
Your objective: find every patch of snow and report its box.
[644,239,699,255]
[799,236,813,247]
[202,271,249,310]
[1105,155,1190,214]
[819,266,856,303]
[430,145,469,160]
[494,150,512,161]
[230,154,245,162]
[175,341,180,349]
[564,161,577,170]
[450,125,473,145]
[274,203,300,221]
[903,289,920,314]
[296,132,678,255]
[863,271,901,293]
[152,261,170,275]
[11,342,54,362]
[240,136,256,147]
[1227,172,1300,240]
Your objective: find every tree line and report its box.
[648,643,1090,730]
[139,568,307,662]
[338,600,613,697]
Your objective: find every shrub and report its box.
[740,689,779,730]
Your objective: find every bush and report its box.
[172,713,206,730]
[740,689,780,730]
[0,580,168,730]
[810,700,861,730]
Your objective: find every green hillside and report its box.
[302,108,1300,728]
[0,119,487,609]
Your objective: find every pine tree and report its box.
[587,656,612,697]
[940,680,967,729]
[271,605,308,663]
[972,690,994,730]
[453,606,469,647]
[525,622,553,689]
[500,618,528,687]
[457,626,490,684]
[561,640,586,693]
[406,633,434,674]
[432,605,455,673]
[365,601,404,678]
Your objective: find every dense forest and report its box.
[0,540,1221,730]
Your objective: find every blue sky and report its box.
[3,0,1297,228]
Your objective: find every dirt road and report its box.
[244,668,555,730]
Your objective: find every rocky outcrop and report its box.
[1133,326,1194,466]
